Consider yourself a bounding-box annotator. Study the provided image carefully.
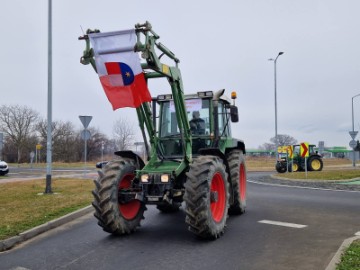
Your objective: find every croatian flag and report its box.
[89,29,151,110]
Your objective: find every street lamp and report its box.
[269,52,284,160]
[45,0,53,194]
[351,93,360,166]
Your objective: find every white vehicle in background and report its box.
[0,160,9,176]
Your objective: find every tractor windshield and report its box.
[159,98,211,157]
[159,98,210,137]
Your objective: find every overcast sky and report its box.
[1,0,360,149]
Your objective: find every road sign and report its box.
[288,145,294,159]
[81,130,91,140]
[79,116,93,129]
[349,131,358,140]
[300,142,309,158]
[349,139,357,149]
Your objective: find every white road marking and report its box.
[258,220,308,229]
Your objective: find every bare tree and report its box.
[113,118,135,151]
[271,134,297,146]
[37,119,78,162]
[258,142,274,152]
[0,105,39,163]
[259,134,297,152]
[85,127,110,161]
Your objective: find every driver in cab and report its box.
[189,111,205,135]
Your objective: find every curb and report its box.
[0,205,93,252]
[270,174,360,183]
[325,234,360,270]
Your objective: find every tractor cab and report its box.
[157,90,237,157]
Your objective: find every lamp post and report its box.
[351,94,360,166]
[45,0,53,194]
[269,52,284,160]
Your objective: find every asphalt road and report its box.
[1,172,359,270]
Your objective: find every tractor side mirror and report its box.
[230,105,239,122]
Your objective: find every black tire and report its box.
[276,162,286,173]
[308,156,323,171]
[92,158,146,235]
[156,202,181,213]
[226,150,246,215]
[184,156,229,239]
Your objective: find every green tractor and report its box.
[276,144,323,173]
[79,22,246,239]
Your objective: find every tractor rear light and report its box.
[160,174,170,183]
[141,174,149,183]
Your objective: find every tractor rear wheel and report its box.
[227,150,246,215]
[308,156,323,171]
[92,158,146,235]
[184,156,229,239]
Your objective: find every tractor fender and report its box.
[225,140,246,155]
[114,150,145,170]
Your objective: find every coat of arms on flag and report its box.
[89,29,151,110]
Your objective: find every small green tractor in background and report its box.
[79,22,246,239]
[276,144,323,173]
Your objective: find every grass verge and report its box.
[274,170,360,181]
[336,239,360,270]
[0,178,93,240]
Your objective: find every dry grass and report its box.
[8,162,97,169]
[0,178,93,240]
[275,169,360,181]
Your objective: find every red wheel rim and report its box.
[210,172,226,222]
[239,163,246,200]
[118,173,141,220]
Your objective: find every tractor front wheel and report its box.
[288,161,300,172]
[184,156,229,239]
[276,162,287,173]
[92,158,146,235]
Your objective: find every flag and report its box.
[89,29,151,110]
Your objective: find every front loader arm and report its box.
[135,22,192,163]
[79,29,100,72]
[78,22,192,166]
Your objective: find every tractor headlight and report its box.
[141,174,149,183]
[160,174,170,183]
